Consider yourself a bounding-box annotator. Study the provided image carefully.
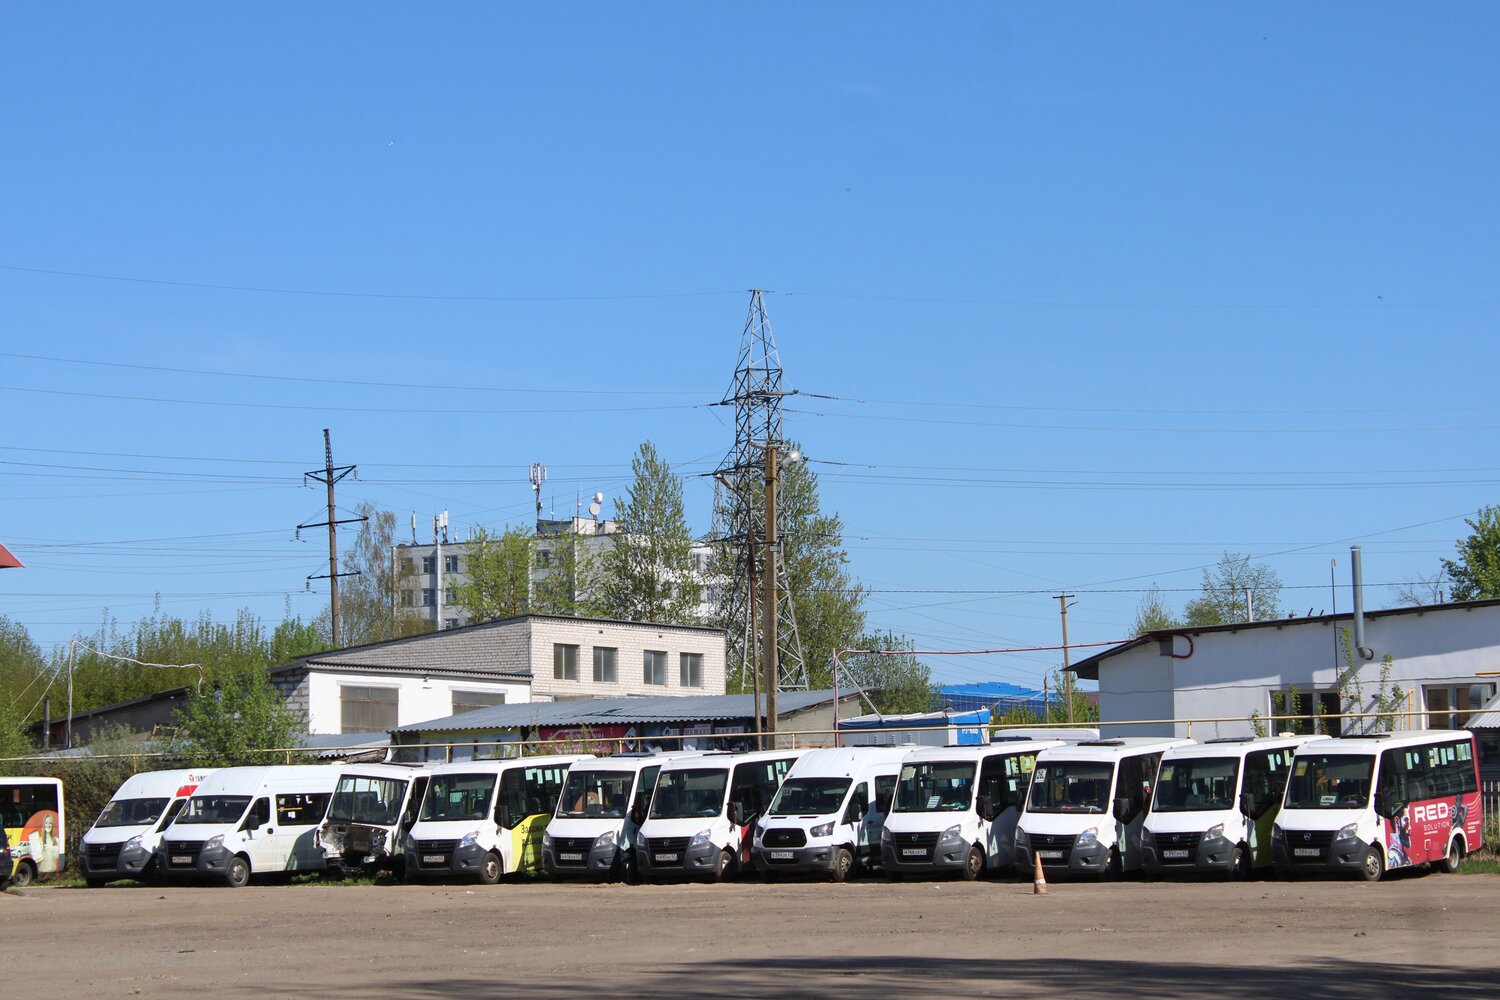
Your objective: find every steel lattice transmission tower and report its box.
[712,290,808,693]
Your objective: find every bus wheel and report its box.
[1438,838,1463,874]
[1358,846,1384,883]
[478,852,503,885]
[1228,845,1249,880]
[225,855,251,889]
[9,861,35,888]
[713,849,735,882]
[831,848,854,883]
[960,845,984,881]
[1100,847,1122,882]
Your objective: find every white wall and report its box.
[527,619,727,701]
[304,669,532,735]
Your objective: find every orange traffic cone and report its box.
[1032,851,1048,895]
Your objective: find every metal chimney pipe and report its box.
[42,696,50,750]
[1350,545,1374,661]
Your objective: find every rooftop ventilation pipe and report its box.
[1350,545,1374,661]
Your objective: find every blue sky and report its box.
[4,4,1499,689]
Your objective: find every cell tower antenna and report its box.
[529,462,547,526]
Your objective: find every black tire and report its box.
[225,855,251,889]
[1099,847,1122,882]
[712,849,734,882]
[478,852,503,885]
[1358,845,1384,883]
[960,845,984,881]
[10,861,35,888]
[831,848,854,883]
[1438,838,1463,874]
[1228,844,1249,880]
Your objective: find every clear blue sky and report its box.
[4,4,1499,690]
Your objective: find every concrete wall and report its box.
[1096,644,1178,738]
[304,669,532,735]
[526,619,727,701]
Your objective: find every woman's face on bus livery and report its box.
[43,814,55,836]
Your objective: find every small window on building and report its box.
[276,792,332,826]
[404,558,418,576]
[422,556,436,574]
[422,588,436,607]
[643,650,667,686]
[1425,683,1496,730]
[679,652,703,688]
[400,590,416,608]
[340,684,399,734]
[452,689,507,715]
[1270,688,1342,735]
[593,647,618,684]
[535,548,552,568]
[554,643,580,681]
[445,555,459,573]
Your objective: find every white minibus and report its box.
[637,749,805,882]
[1015,737,1191,879]
[1142,735,1323,878]
[1273,729,1485,881]
[750,746,909,882]
[880,741,1061,880]
[320,763,432,877]
[542,752,694,880]
[78,769,214,886]
[1,776,67,887]
[160,766,342,887]
[404,754,586,884]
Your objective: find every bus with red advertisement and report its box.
[1273,730,1483,881]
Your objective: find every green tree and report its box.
[1133,584,1182,634]
[1441,506,1500,602]
[841,632,935,715]
[169,666,306,768]
[600,441,702,625]
[451,525,534,622]
[1183,552,1282,626]
[338,503,433,645]
[532,528,603,617]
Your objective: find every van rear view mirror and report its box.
[729,802,748,827]
[1239,792,1255,817]
[1112,797,1130,822]
[630,804,646,826]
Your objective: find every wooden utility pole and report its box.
[763,443,780,748]
[300,429,365,647]
[1057,593,1076,725]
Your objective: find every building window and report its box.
[1270,688,1342,735]
[404,558,417,576]
[445,555,459,573]
[536,548,552,568]
[340,685,398,734]
[1425,683,1496,730]
[422,556,436,574]
[422,588,436,607]
[452,689,507,715]
[400,590,415,608]
[644,650,667,686]
[680,652,703,688]
[593,647,618,684]
[554,643,580,681]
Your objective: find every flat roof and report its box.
[393,690,848,735]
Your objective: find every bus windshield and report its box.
[557,770,635,818]
[893,762,975,813]
[1284,754,1374,810]
[94,797,170,828]
[1152,758,1239,812]
[177,796,251,825]
[1027,762,1113,814]
[420,775,496,822]
[328,775,408,826]
[649,768,728,819]
[769,777,851,816]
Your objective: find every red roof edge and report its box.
[0,542,22,569]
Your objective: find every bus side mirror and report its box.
[729,802,748,827]
[630,804,646,826]
[496,806,512,830]
[242,815,260,833]
[976,796,995,822]
[1373,793,1397,819]
[1112,797,1130,822]
[1239,793,1255,817]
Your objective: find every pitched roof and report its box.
[392,690,845,735]
[0,541,22,569]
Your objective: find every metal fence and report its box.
[1483,781,1500,845]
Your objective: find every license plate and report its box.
[770,851,794,860]
[1039,851,1063,861]
[654,853,678,863]
[171,855,192,865]
[901,848,927,857]
[1163,849,1190,860]
[560,853,583,862]
[1294,848,1320,858]
[422,854,446,864]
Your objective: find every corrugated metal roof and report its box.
[393,690,844,734]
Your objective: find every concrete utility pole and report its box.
[763,443,780,748]
[299,429,365,647]
[746,517,763,749]
[1057,594,1077,725]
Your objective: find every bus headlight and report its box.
[880,828,893,847]
[1336,823,1358,842]
[689,829,714,849]
[1205,823,1225,841]
[458,830,481,849]
[594,830,617,850]
[541,832,553,849]
[811,822,835,838]
[1272,824,1284,842]
[938,825,963,844]
[122,835,145,854]
[1077,827,1099,847]
[203,835,225,852]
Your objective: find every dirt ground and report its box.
[4,872,1494,998]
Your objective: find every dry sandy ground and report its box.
[4,873,1494,998]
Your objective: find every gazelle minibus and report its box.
[1142,735,1324,878]
[320,763,432,877]
[1015,737,1191,879]
[880,741,1062,880]
[637,749,804,882]
[542,752,696,880]
[1273,729,1484,881]
[404,754,586,883]
[79,769,214,886]
[160,766,342,887]
[750,745,909,882]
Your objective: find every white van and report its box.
[1142,735,1325,878]
[637,749,805,882]
[78,769,215,886]
[1016,737,1191,879]
[160,765,342,887]
[751,746,909,882]
[880,741,1061,880]
[320,763,432,877]
[542,752,692,880]
[403,754,586,884]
